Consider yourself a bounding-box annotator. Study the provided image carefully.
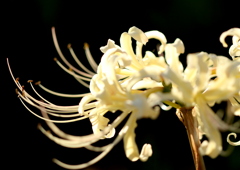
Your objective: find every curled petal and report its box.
[89,109,115,139]
[139,144,153,162]
[219,28,240,58]
[100,39,121,53]
[165,38,184,75]
[120,32,142,69]
[128,26,148,45]
[229,40,240,57]
[227,133,240,146]
[145,31,167,55]
[195,98,222,158]
[123,115,140,161]
[220,28,240,48]
[136,30,167,60]
[199,140,221,158]
[104,124,116,138]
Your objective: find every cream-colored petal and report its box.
[132,77,163,90]
[232,106,240,116]
[123,114,140,161]
[125,93,160,120]
[145,31,167,55]
[184,52,210,92]
[126,65,165,91]
[165,39,184,75]
[162,68,194,105]
[120,32,142,69]
[142,51,168,68]
[136,30,167,60]
[128,26,148,45]
[195,98,222,158]
[78,94,96,116]
[89,109,116,139]
[100,39,121,53]
[229,41,240,57]
[139,144,153,162]
[220,28,240,47]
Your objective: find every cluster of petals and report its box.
[8,26,172,169]
[8,26,240,169]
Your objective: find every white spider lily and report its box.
[220,28,240,147]
[161,50,240,158]
[220,28,240,107]
[10,24,240,170]
[77,27,174,165]
[9,26,174,169]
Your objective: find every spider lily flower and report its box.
[160,49,240,159]
[9,26,177,169]
[220,28,240,147]
[75,26,178,166]
[220,27,240,108]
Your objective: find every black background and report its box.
[1,0,240,169]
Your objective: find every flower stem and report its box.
[177,108,206,170]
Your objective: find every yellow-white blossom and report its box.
[9,26,176,169]
[220,28,240,146]
[9,26,240,170]
[160,49,240,158]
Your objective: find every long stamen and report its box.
[72,77,90,88]
[83,43,98,72]
[28,81,55,105]
[37,82,90,98]
[68,44,95,75]
[19,98,87,123]
[51,27,94,77]
[7,59,25,90]
[54,58,92,81]
[18,90,79,112]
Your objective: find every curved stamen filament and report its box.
[51,27,94,78]
[19,98,87,123]
[38,83,90,98]
[52,114,131,169]
[54,59,92,81]
[83,43,98,72]
[68,44,96,75]
[28,81,55,105]
[73,77,90,88]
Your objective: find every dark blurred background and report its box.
[1,0,240,169]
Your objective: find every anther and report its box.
[15,88,19,95]
[27,80,33,83]
[83,43,89,49]
[35,81,41,85]
[16,77,19,82]
[67,43,72,49]
[53,58,58,61]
